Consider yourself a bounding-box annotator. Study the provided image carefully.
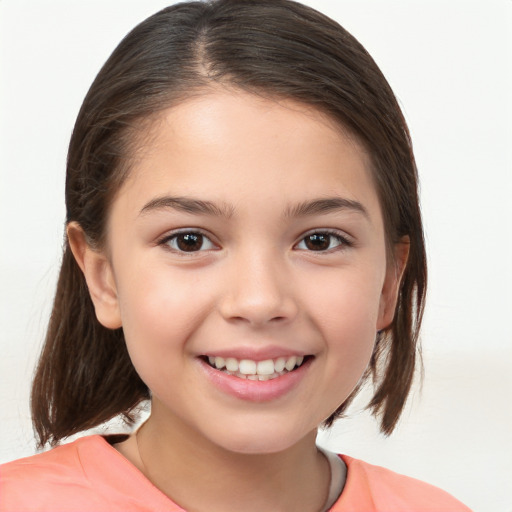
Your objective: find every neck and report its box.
[120,408,330,512]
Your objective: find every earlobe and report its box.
[67,222,122,329]
[377,237,410,330]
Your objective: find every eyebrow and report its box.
[139,195,368,220]
[139,196,234,218]
[285,197,369,219]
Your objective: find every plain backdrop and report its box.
[1,1,511,511]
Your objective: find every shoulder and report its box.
[1,435,91,477]
[1,436,106,511]
[331,455,472,512]
[0,435,181,512]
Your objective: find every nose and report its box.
[219,250,298,326]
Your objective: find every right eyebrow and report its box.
[139,196,234,219]
[285,197,369,219]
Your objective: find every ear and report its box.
[67,222,122,329]
[377,236,410,330]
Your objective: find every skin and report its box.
[68,90,408,512]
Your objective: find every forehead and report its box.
[116,90,381,221]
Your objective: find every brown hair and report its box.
[31,0,427,447]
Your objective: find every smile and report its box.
[204,355,307,381]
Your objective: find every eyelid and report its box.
[294,228,354,251]
[157,228,219,253]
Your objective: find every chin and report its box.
[206,421,316,456]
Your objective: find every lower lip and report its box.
[199,358,312,402]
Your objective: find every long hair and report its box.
[32,0,427,447]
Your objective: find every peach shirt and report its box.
[0,435,471,511]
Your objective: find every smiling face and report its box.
[72,90,405,454]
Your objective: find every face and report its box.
[81,90,403,454]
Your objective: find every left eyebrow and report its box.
[139,196,234,218]
[285,197,369,219]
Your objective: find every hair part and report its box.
[31,0,426,447]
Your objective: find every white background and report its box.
[1,1,511,511]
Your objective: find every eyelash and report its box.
[158,228,353,255]
[294,230,353,253]
[158,229,217,254]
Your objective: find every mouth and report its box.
[201,355,312,381]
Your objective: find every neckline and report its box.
[318,447,348,511]
[82,435,186,510]
[97,435,348,511]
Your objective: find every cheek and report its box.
[115,269,214,373]
[303,267,383,391]
[306,264,384,334]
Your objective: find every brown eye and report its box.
[177,233,203,251]
[165,232,215,252]
[296,232,345,251]
[304,234,330,250]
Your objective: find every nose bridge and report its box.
[220,244,297,325]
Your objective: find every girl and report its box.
[1,1,471,510]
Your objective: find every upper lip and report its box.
[200,345,310,362]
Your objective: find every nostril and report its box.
[218,275,298,325]
[227,314,290,326]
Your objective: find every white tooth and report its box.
[258,374,271,381]
[296,356,304,366]
[248,374,259,380]
[285,356,297,371]
[256,359,275,375]
[236,373,247,379]
[239,359,257,375]
[214,357,225,369]
[274,357,286,373]
[225,358,239,372]
[208,356,215,365]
